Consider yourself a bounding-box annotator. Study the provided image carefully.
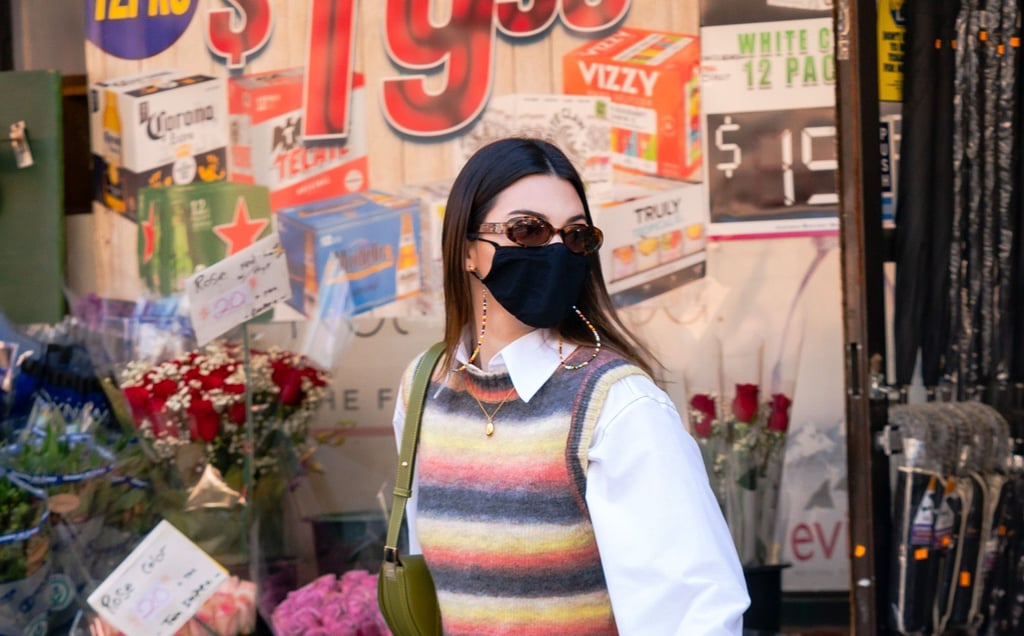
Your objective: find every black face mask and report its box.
[479,242,589,328]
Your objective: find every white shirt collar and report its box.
[452,328,578,403]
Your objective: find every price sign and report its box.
[87,520,228,636]
[185,233,291,345]
[700,16,838,237]
[700,0,833,27]
[707,107,837,222]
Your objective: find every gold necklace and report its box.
[470,387,517,436]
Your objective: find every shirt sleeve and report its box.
[586,375,750,636]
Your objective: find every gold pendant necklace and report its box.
[470,387,516,436]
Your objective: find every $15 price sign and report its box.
[186,233,291,345]
[87,521,228,636]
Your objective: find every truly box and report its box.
[563,28,702,181]
[227,68,369,211]
[90,71,228,220]
[137,182,273,297]
[277,191,422,317]
[589,175,706,306]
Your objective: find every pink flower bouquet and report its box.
[272,570,391,636]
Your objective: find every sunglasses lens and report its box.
[563,225,603,254]
[507,218,554,247]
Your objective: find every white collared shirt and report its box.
[392,329,750,635]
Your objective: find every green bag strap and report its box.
[384,341,446,566]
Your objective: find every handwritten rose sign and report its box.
[185,233,291,345]
[87,520,228,636]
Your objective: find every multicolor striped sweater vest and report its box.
[411,349,646,636]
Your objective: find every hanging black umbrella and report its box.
[977,0,1005,391]
[920,0,962,391]
[950,0,985,398]
[894,0,943,390]
[992,0,1019,395]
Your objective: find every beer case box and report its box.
[227,67,369,211]
[277,191,423,317]
[137,182,273,297]
[589,175,706,306]
[91,70,229,220]
[563,28,702,181]
[398,180,452,307]
[453,93,612,200]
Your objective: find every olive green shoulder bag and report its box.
[377,342,444,636]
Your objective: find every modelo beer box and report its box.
[90,70,228,220]
[227,67,369,211]
[563,28,701,181]
[589,175,706,306]
[277,191,422,317]
[137,182,272,297]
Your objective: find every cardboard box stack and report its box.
[589,175,706,306]
[91,70,228,220]
[137,182,273,296]
[564,28,702,181]
[277,191,423,317]
[227,68,369,211]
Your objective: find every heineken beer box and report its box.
[227,68,369,211]
[590,176,706,306]
[137,182,272,297]
[91,70,228,220]
[277,191,422,317]
[563,28,702,181]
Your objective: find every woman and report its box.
[392,137,748,634]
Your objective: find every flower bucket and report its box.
[743,563,790,632]
[310,511,387,576]
[0,473,52,635]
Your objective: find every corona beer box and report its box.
[277,191,422,317]
[137,182,272,297]
[90,70,228,220]
[227,68,369,211]
[589,175,706,306]
[563,28,702,181]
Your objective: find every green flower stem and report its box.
[241,324,255,564]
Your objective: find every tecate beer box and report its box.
[277,191,422,317]
[590,176,706,306]
[564,28,702,181]
[90,71,228,220]
[137,182,273,297]
[227,68,369,211]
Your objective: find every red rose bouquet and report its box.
[687,383,793,566]
[118,343,329,566]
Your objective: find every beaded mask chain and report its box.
[456,288,487,371]
[558,306,602,370]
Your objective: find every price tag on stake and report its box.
[87,520,228,636]
[185,233,291,345]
